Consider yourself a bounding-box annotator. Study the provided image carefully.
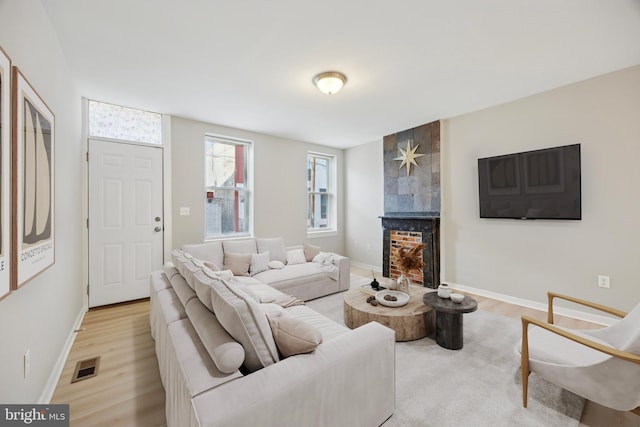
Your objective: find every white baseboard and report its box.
[39,306,87,403]
[350,261,382,274]
[449,282,617,326]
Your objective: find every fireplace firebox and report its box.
[381,214,440,289]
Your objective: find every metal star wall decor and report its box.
[393,139,425,175]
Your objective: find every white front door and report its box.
[88,139,164,307]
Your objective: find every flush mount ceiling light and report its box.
[313,71,347,95]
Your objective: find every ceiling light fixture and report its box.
[313,71,347,95]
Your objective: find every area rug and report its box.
[306,280,585,427]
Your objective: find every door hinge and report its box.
[86,218,89,228]
[86,152,89,162]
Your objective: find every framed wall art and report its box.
[12,66,55,289]
[0,47,11,299]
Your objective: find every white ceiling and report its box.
[42,0,640,149]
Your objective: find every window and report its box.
[205,136,252,239]
[307,153,335,231]
[88,99,162,145]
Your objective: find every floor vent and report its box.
[71,356,100,383]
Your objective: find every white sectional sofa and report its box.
[181,237,350,301]
[150,239,395,427]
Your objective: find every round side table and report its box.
[422,292,477,350]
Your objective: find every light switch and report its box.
[180,207,190,216]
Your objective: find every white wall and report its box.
[344,140,384,269]
[0,0,84,402]
[442,65,640,312]
[171,116,345,253]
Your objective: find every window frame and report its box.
[204,134,253,240]
[307,152,337,237]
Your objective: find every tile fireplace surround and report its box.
[380,214,440,289]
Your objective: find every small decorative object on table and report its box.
[450,293,464,303]
[395,243,426,294]
[360,271,387,296]
[437,283,451,299]
[375,290,410,307]
[370,270,381,290]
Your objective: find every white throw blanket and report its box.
[312,252,339,280]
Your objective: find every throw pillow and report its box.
[286,248,306,265]
[256,237,287,263]
[267,260,285,269]
[224,252,251,276]
[203,261,220,271]
[264,309,323,357]
[303,242,321,262]
[250,251,270,276]
[209,277,280,372]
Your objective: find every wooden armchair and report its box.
[519,292,640,414]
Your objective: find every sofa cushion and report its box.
[185,298,245,374]
[208,277,279,372]
[250,252,270,276]
[254,262,325,285]
[167,319,243,398]
[257,237,286,263]
[170,248,183,266]
[170,270,197,307]
[163,262,181,281]
[181,259,201,289]
[224,252,251,276]
[223,238,257,255]
[182,241,224,270]
[303,242,321,262]
[172,251,188,276]
[286,248,306,265]
[193,270,215,311]
[286,305,350,342]
[263,304,323,357]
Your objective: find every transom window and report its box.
[88,99,162,145]
[307,152,335,231]
[205,136,252,239]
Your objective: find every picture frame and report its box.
[12,66,55,289]
[0,47,11,299]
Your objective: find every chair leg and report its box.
[522,359,529,408]
[632,407,640,416]
[521,319,530,408]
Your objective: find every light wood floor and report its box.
[51,300,166,427]
[51,267,639,426]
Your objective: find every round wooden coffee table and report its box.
[343,285,434,341]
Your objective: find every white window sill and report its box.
[307,229,338,239]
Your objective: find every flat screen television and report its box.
[478,144,581,220]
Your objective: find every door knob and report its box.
[155,217,161,222]
[154,227,162,232]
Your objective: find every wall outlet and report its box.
[598,275,610,289]
[179,207,190,216]
[24,350,30,378]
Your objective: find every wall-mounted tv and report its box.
[478,144,581,220]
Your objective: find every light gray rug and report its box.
[306,277,585,427]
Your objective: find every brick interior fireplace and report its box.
[381,214,440,288]
[389,231,424,284]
